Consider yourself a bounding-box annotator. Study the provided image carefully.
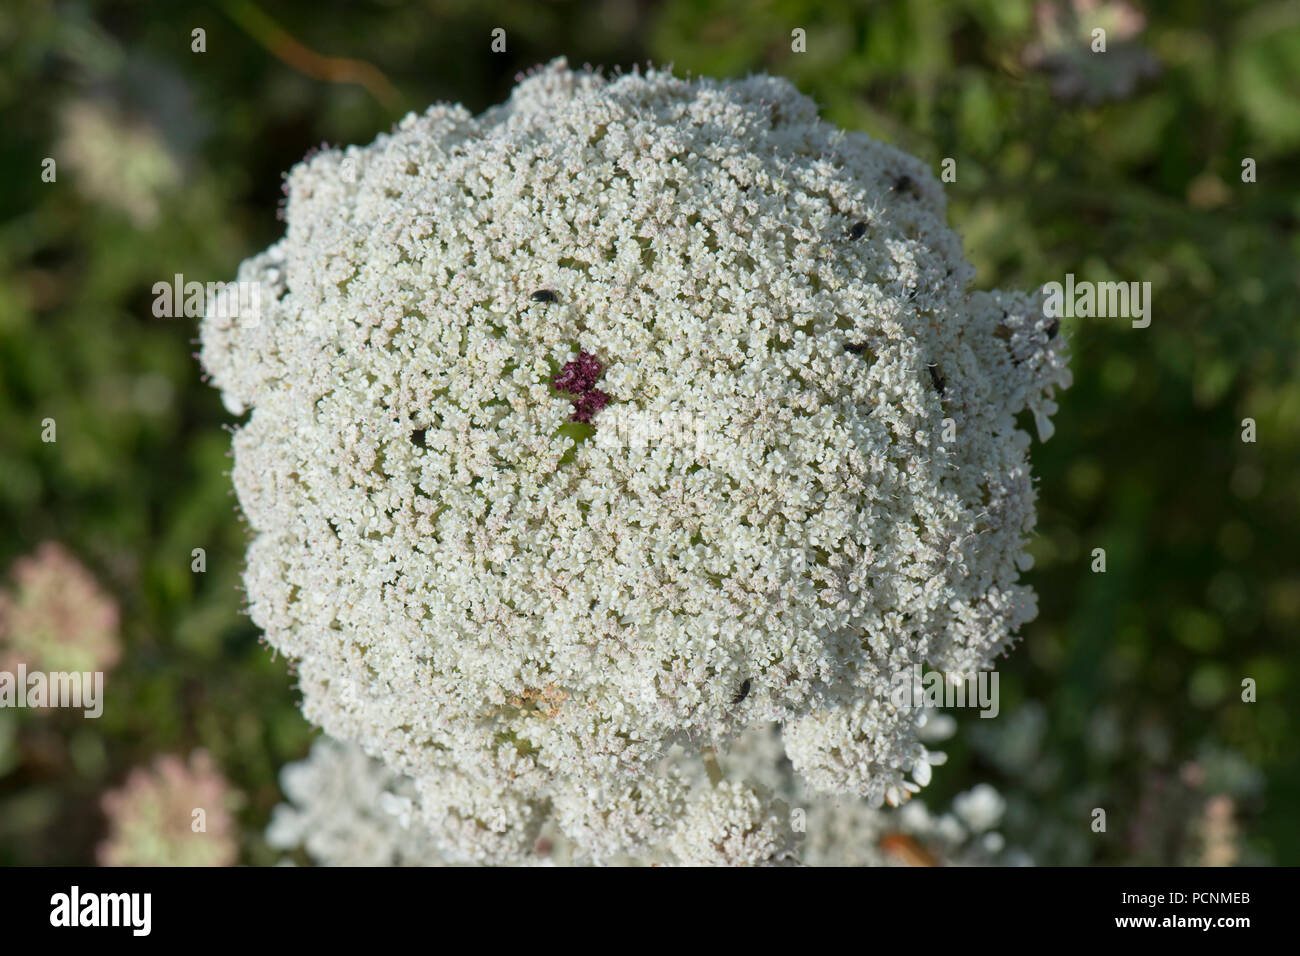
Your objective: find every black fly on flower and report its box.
[731,678,752,706]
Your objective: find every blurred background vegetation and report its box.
[0,0,1295,865]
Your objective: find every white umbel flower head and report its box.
[267,736,443,866]
[203,58,1068,864]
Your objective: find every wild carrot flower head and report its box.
[202,59,1068,863]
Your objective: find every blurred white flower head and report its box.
[1024,0,1160,103]
[0,542,121,678]
[97,750,238,867]
[56,97,181,228]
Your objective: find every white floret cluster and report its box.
[266,736,441,867]
[269,728,1025,867]
[204,58,1068,865]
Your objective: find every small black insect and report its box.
[731,678,752,706]
[530,289,558,303]
[410,427,427,448]
[845,342,872,356]
[847,221,868,240]
[1045,318,1060,340]
[928,363,946,394]
[892,174,918,198]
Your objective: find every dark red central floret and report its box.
[552,351,609,424]
[570,388,610,423]
[552,352,601,393]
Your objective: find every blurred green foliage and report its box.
[0,0,1295,864]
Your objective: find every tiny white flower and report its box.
[953,782,1008,833]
